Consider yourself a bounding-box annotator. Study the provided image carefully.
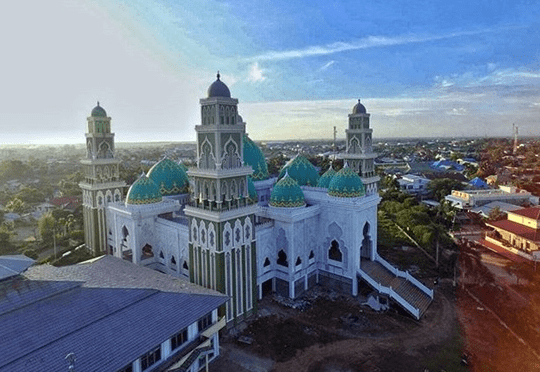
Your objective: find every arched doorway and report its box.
[361,222,372,259]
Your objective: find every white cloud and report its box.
[319,61,335,72]
[246,62,267,83]
[248,29,492,62]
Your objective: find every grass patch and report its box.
[422,325,468,372]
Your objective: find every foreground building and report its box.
[1,256,226,372]
[84,74,433,321]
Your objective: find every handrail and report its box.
[358,269,420,320]
[375,254,433,298]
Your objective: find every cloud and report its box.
[247,29,493,62]
[319,61,335,72]
[246,62,266,83]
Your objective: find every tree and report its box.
[488,206,505,221]
[38,213,56,246]
[0,223,14,253]
[5,197,28,214]
[422,223,447,268]
[427,178,464,202]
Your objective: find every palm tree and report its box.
[425,223,447,268]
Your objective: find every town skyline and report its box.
[1,0,539,145]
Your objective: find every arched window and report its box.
[263,257,271,267]
[295,257,302,266]
[141,244,154,259]
[277,250,288,267]
[328,240,342,262]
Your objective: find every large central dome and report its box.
[243,134,269,181]
[207,72,231,98]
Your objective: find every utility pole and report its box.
[513,123,518,155]
[333,126,337,160]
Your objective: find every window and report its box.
[198,312,213,332]
[140,346,161,371]
[277,250,288,267]
[263,257,271,267]
[295,257,302,266]
[328,240,342,262]
[171,328,188,350]
[309,250,315,260]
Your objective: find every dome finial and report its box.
[217,71,220,80]
[97,101,100,106]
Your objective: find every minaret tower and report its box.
[184,73,258,323]
[339,100,380,195]
[79,102,126,255]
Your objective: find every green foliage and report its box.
[0,160,31,182]
[0,223,14,253]
[5,197,28,214]
[267,155,287,177]
[52,248,94,267]
[14,187,46,204]
[38,213,56,246]
[23,249,39,259]
[488,206,505,221]
[427,178,464,202]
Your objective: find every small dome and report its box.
[247,176,258,203]
[278,154,319,186]
[147,158,189,196]
[207,72,231,98]
[317,164,337,188]
[352,99,366,114]
[126,175,162,205]
[91,102,107,117]
[243,134,269,181]
[270,173,305,208]
[328,165,365,198]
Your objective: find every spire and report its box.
[216,71,221,80]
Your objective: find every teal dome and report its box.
[147,158,189,196]
[247,176,258,203]
[278,155,319,186]
[269,173,305,208]
[317,164,337,188]
[91,102,107,117]
[126,175,162,205]
[243,134,269,181]
[328,165,365,198]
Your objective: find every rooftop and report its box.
[509,207,540,220]
[2,256,226,372]
[487,219,540,242]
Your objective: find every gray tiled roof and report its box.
[1,256,227,372]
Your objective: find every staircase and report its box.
[359,257,433,319]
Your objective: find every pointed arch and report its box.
[328,240,342,262]
[349,136,361,154]
[222,136,241,169]
[199,137,215,169]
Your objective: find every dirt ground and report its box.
[212,282,465,372]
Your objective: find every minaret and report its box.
[184,73,258,323]
[79,102,126,255]
[338,100,380,195]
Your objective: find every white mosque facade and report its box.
[81,75,433,323]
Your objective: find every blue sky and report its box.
[0,0,539,144]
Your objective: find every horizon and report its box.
[0,1,539,145]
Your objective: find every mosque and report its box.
[79,74,433,322]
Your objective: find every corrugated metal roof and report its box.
[0,255,34,280]
[1,256,227,372]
